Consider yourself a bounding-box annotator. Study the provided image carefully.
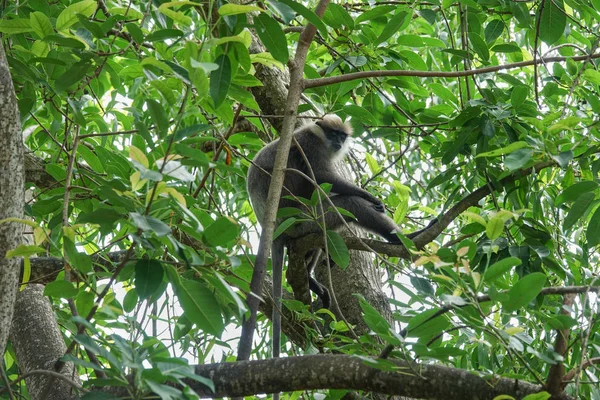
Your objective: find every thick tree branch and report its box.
[546,293,576,395]
[304,53,600,89]
[182,354,572,400]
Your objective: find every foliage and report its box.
[1,0,600,398]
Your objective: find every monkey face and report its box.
[325,129,348,152]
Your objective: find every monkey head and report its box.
[314,115,353,160]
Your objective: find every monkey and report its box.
[246,115,405,374]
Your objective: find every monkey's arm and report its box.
[314,172,383,207]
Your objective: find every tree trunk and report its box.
[0,41,24,357]
[10,284,81,400]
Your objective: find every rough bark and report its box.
[179,354,570,400]
[10,284,81,400]
[0,42,25,357]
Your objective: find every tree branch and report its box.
[181,354,572,400]
[304,53,600,89]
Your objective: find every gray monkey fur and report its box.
[246,115,403,368]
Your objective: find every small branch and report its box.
[562,357,600,383]
[546,293,576,394]
[304,53,600,89]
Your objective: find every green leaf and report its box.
[44,280,78,299]
[0,18,32,34]
[583,69,600,85]
[274,218,297,240]
[355,5,396,23]
[468,32,489,61]
[218,4,264,15]
[484,257,521,282]
[175,280,225,336]
[123,289,138,313]
[375,11,409,46]
[502,273,546,312]
[563,191,595,231]
[486,216,504,240]
[484,19,504,43]
[5,244,46,258]
[56,0,96,31]
[135,259,165,300]
[505,148,532,171]
[146,29,184,42]
[146,99,169,137]
[405,308,452,338]
[63,238,93,274]
[210,55,232,108]
[537,0,566,45]
[326,230,350,269]
[254,14,289,64]
[587,206,600,247]
[511,85,529,108]
[203,217,239,246]
[358,297,391,335]
[475,141,529,158]
[275,0,328,37]
[555,181,598,206]
[55,62,89,93]
[30,12,54,38]
[130,213,172,237]
[491,43,521,53]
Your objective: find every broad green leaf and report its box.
[468,32,489,61]
[511,85,529,108]
[326,230,350,269]
[491,43,521,53]
[44,281,78,299]
[276,0,328,36]
[358,297,391,335]
[0,18,32,34]
[146,29,184,42]
[210,55,232,107]
[175,280,225,336]
[374,11,409,46]
[563,192,595,231]
[123,289,138,313]
[30,12,53,38]
[55,62,89,93]
[146,99,169,137]
[505,148,532,171]
[502,273,546,312]
[218,4,264,15]
[158,2,194,25]
[522,392,551,400]
[555,181,598,206]
[63,238,92,274]
[587,206,600,247]
[484,19,504,43]
[476,141,529,158]
[365,153,381,175]
[405,307,452,338]
[397,34,424,47]
[537,0,566,45]
[5,245,46,258]
[56,0,96,31]
[355,5,395,23]
[130,213,172,237]
[322,3,354,29]
[484,257,522,282]
[583,69,600,85]
[254,14,289,64]
[486,216,504,240]
[203,217,239,246]
[135,259,165,300]
[274,218,297,240]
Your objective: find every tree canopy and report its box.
[1,0,600,399]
